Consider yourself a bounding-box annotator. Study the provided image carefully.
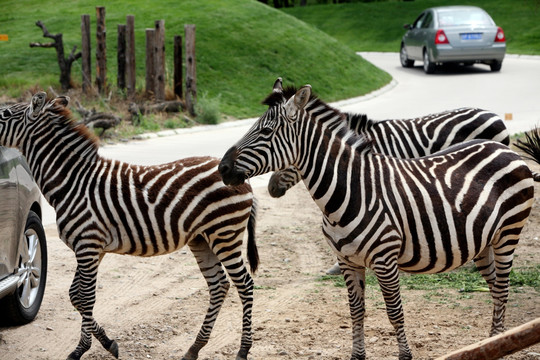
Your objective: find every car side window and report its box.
[413,13,426,29]
[421,12,433,29]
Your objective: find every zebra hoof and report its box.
[108,340,119,358]
[66,353,81,360]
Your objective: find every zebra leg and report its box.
[488,245,517,336]
[372,259,412,360]
[182,237,231,360]
[211,237,254,360]
[474,245,496,290]
[67,255,118,360]
[339,262,367,360]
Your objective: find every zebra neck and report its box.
[296,108,372,224]
[23,122,100,209]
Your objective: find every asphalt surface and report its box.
[42,52,540,225]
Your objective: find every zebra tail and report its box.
[515,127,540,182]
[247,197,259,274]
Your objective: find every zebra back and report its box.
[268,106,509,197]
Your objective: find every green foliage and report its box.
[134,116,161,134]
[0,0,390,118]
[318,264,540,292]
[195,92,221,125]
[283,0,540,55]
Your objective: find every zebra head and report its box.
[0,92,69,148]
[220,78,311,186]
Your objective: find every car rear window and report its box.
[437,9,493,27]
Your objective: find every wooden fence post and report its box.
[125,15,136,98]
[174,35,183,99]
[117,24,126,91]
[95,6,107,94]
[145,29,155,97]
[435,318,540,360]
[81,14,92,93]
[154,20,165,102]
[185,24,196,116]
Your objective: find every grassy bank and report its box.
[0,0,390,119]
[283,0,540,55]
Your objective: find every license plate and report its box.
[461,33,482,40]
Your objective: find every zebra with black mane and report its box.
[268,105,509,198]
[0,93,258,360]
[219,79,540,360]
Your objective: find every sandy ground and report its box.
[1,162,539,360]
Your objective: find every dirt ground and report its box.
[1,162,539,360]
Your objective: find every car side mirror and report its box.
[403,24,412,30]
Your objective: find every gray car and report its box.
[400,5,506,73]
[0,146,46,325]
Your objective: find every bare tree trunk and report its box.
[117,24,126,91]
[185,24,197,116]
[30,21,81,91]
[95,6,107,94]
[125,15,136,98]
[81,15,92,93]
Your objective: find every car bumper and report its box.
[432,44,506,63]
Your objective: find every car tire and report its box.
[0,211,47,325]
[490,60,502,72]
[400,44,414,68]
[423,49,436,74]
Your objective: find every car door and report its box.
[0,147,21,276]
[404,11,428,59]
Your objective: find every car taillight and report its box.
[495,27,506,42]
[435,29,449,44]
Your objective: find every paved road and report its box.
[42,52,540,225]
[338,52,540,135]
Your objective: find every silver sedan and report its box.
[0,146,46,325]
[400,6,506,73]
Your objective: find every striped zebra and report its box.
[268,106,509,198]
[219,79,539,360]
[0,93,258,360]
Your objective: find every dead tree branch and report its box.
[74,100,121,137]
[30,20,81,90]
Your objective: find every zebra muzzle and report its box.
[219,146,246,186]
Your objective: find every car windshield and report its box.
[437,9,492,27]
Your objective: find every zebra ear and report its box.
[284,85,311,119]
[52,96,70,110]
[294,85,311,109]
[30,92,48,118]
[273,77,283,92]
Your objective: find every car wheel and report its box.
[490,60,502,72]
[400,44,414,68]
[423,49,436,74]
[0,211,47,325]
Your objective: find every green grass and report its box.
[0,0,390,118]
[318,264,540,292]
[283,0,540,55]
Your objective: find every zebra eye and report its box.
[260,127,273,136]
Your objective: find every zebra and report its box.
[219,79,539,360]
[0,92,258,360]
[268,106,509,198]
[267,104,510,275]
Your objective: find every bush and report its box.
[195,93,221,125]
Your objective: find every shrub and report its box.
[195,92,221,125]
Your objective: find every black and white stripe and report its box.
[220,79,539,360]
[269,106,509,197]
[0,93,258,360]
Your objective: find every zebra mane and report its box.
[262,85,373,153]
[261,85,298,106]
[346,112,370,133]
[44,97,100,160]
